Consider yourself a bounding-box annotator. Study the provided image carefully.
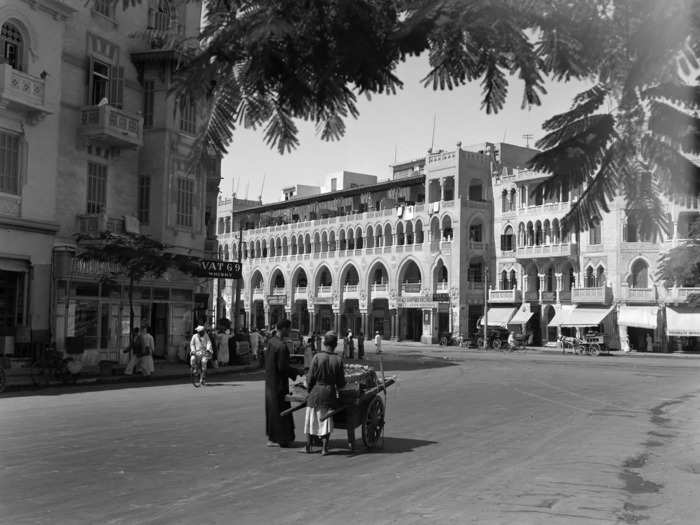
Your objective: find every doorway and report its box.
[402,308,422,341]
[151,303,169,357]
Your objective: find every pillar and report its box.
[361,312,368,335]
[538,274,545,302]
[264,305,271,330]
[390,309,398,340]
[440,178,445,202]
[555,273,562,303]
[309,307,316,334]
[335,311,341,332]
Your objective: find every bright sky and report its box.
[220,55,593,203]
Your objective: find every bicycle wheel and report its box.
[30,361,49,387]
[476,337,485,349]
[191,365,201,388]
[589,343,601,356]
[492,338,502,351]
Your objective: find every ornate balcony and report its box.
[489,288,522,303]
[294,286,307,297]
[371,283,388,293]
[667,287,700,304]
[571,286,611,305]
[317,285,332,296]
[622,287,656,303]
[524,291,539,302]
[272,287,286,296]
[0,64,50,121]
[435,281,449,293]
[516,243,574,259]
[252,287,264,298]
[401,282,422,295]
[77,214,125,234]
[79,104,143,148]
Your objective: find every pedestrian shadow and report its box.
[329,436,437,455]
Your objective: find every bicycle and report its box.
[30,347,76,387]
[190,350,210,387]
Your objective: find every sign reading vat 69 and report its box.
[198,260,242,279]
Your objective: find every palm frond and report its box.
[642,82,700,109]
[540,85,609,131]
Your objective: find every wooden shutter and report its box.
[87,56,95,105]
[110,66,124,108]
[500,235,506,252]
[19,134,28,192]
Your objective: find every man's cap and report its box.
[195,325,205,332]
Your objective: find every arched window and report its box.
[596,266,606,287]
[546,267,554,292]
[501,225,515,252]
[509,270,517,290]
[629,259,649,288]
[501,270,508,290]
[1,23,24,71]
[585,266,595,288]
[509,189,517,211]
[501,190,508,212]
[468,180,483,201]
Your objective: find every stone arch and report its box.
[0,13,38,70]
[405,221,414,244]
[584,265,596,288]
[396,221,405,245]
[347,228,355,250]
[366,225,375,248]
[250,269,264,291]
[321,231,328,252]
[355,226,364,249]
[596,264,607,287]
[291,236,298,255]
[339,261,360,286]
[383,223,393,246]
[314,264,333,289]
[304,233,311,253]
[269,267,287,293]
[282,237,289,255]
[543,219,551,244]
[552,218,561,244]
[526,221,535,246]
[628,258,650,288]
[313,232,321,254]
[433,258,448,286]
[218,245,223,260]
[468,214,485,243]
[339,229,346,250]
[415,219,424,243]
[535,220,543,245]
[561,260,576,290]
[397,257,423,287]
[509,268,517,290]
[440,214,453,240]
[223,244,230,260]
[329,230,336,251]
[430,215,440,241]
[291,266,308,288]
[367,259,390,286]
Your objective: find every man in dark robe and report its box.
[265,319,300,447]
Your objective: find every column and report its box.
[361,312,368,335]
[335,311,341,332]
[439,178,445,202]
[264,305,271,330]
[309,307,316,334]
[390,309,398,340]
[555,273,562,303]
[538,274,545,303]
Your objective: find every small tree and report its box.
[658,217,700,306]
[76,232,202,351]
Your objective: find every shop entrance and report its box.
[150,303,169,357]
[544,305,557,343]
[316,305,334,332]
[370,298,390,337]
[0,270,24,336]
[401,308,422,341]
[293,300,310,334]
[527,306,542,345]
[438,311,449,335]
[468,305,483,337]
[252,301,265,330]
[269,305,286,328]
[628,326,654,352]
[342,300,361,334]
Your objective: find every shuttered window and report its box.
[87,57,124,108]
[87,162,107,214]
[138,175,151,224]
[179,95,196,134]
[143,80,154,128]
[176,177,194,227]
[0,132,24,195]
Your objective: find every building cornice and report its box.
[22,0,76,20]
[0,216,60,234]
[232,174,426,216]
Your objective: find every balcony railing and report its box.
[541,291,556,302]
[371,283,388,293]
[272,287,286,296]
[0,64,49,119]
[401,282,422,294]
[622,287,656,303]
[77,214,125,234]
[516,243,574,259]
[524,291,539,302]
[669,287,700,303]
[558,290,572,303]
[252,287,264,297]
[488,288,522,303]
[294,286,307,296]
[79,104,143,148]
[435,282,449,292]
[343,284,359,293]
[469,241,486,251]
[317,285,332,296]
[466,281,484,290]
[571,286,610,304]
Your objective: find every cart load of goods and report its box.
[341,364,379,402]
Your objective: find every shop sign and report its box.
[199,260,242,279]
[432,293,450,303]
[71,258,122,276]
[396,297,438,309]
[267,295,287,306]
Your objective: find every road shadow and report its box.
[328,436,438,456]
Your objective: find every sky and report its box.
[220,55,593,204]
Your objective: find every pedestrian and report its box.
[342,333,348,359]
[357,331,364,360]
[315,331,322,355]
[124,327,145,375]
[217,328,231,366]
[265,319,302,448]
[303,331,346,455]
[374,331,382,354]
[646,332,654,353]
[507,331,515,351]
[140,326,155,376]
[347,329,354,359]
[250,329,260,360]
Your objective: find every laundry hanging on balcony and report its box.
[396,205,404,218]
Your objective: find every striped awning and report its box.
[479,307,516,328]
[559,307,614,328]
[666,308,700,337]
[509,305,534,325]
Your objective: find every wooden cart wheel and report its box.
[476,337,485,349]
[492,338,502,351]
[574,344,584,355]
[362,396,385,450]
[589,343,601,356]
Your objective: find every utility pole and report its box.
[483,266,489,350]
[523,133,533,148]
[233,206,245,332]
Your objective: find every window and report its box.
[87,58,124,108]
[138,175,151,224]
[469,223,482,242]
[468,182,483,201]
[500,226,515,252]
[501,190,508,212]
[93,0,115,18]
[589,222,602,245]
[468,262,483,282]
[0,132,22,195]
[86,162,107,214]
[143,80,155,128]
[179,95,196,134]
[176,177,194,227]
[1,23,23,71]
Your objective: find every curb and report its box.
[77,363,261,386]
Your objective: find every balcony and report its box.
[272,287,286,296]
[489,288,522,303]
[77,214,125,234]
[435,281,449,293]
[571,286,611,305]
[0,64,50,121]
[667,287,700,304]
[371,283,388,293]
[524,291,539,302]
[440,240,452,254]
[252,287,264,298]
[294,286,307,297]
[516,243,574,259]
[401,282,422,295]
[79,104,143,148]
[317,285,332,296]
[622,287,656,303]
[541,291,556,303]
[469,241,486,251]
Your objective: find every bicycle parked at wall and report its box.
[30,346,77,387]
[439,332,467,348]
[474,327,509,350]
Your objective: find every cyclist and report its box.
[189,325,213,383]
[507,331,516,351]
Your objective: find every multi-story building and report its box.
[49,0,220,363]
[0,0,74,354]
[218,145,496,343]
[488,142,700,351]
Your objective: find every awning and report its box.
[666,308,700,337]
[558,306,614,328]
[509,305,534,325]
[548,306,577,327]
[618,306,658,330]
[0,257,29,273]
[479,307,516,328]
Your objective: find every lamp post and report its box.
[483,266,489,350]
[233,212,245,332]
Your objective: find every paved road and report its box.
[1,351,699,524]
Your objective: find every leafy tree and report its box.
[528,0,699,237]
[658,216,700,301]
[76,232,202,351]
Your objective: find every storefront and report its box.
[618,305,660,352]
[53,255,207,365]
[665,307,700,351]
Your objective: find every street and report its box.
[1,349,700,525]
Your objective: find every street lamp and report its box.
[483,266,489,350]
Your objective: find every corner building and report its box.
[219,146,496,343]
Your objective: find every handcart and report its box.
[282,364,396,450]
